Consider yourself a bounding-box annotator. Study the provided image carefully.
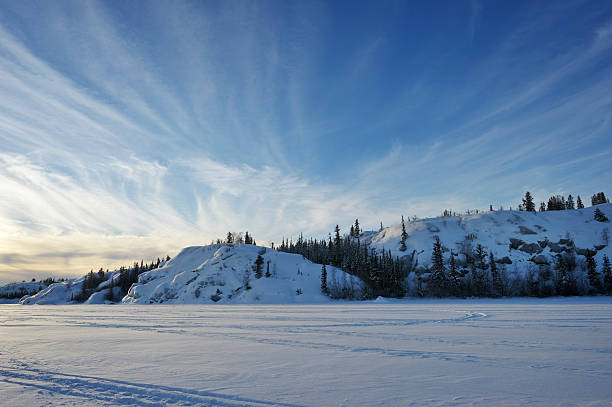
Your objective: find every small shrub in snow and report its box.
[594,208,609,222]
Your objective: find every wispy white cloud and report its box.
[1,1,611,282]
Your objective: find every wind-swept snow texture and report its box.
[124,244,362,304]
[1,299,611,406]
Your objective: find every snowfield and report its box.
[1,299,612,406]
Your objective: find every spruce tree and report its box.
[265,261,271,278]
[429,236,447,297]
[539,202,546,212]
[400,216,408,252]
[490,251,502,297]
[254,255,264,279]
[591,192,608,206]
[586,255,601,293]
[523,192,536,212]
[594,208,609,222]
[321,264,328,294]
[354,219,360,237]
[226,232,234,244]
[602,255,612,293]
[448,253,460,296]
[566,195,575,210]
[577,195,584,209]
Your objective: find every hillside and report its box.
[0,281,50,304]
[11,204,612,304]
[18,244,363,305]
[367,203,611,270]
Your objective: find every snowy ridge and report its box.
[124,244,362,304]
[367,203,611,271]
[10,204,612,304]
[19,273,118,305]
[0,281,49,304]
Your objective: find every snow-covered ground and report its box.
[1,298,611,406]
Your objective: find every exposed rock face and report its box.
[575,248,596,257]
[530,255,550,265]
[518,226,537,235]
[510,238,525,250]
[547,242,565,253]
[519,243,543,254]
[496,256,513,264]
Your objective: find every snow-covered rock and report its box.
[0,281,48,304]
[366,203,612,272]
[124,244,363,304]
[19,279,84,305]
[13,204,612,304]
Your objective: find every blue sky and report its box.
[1,0,612,280]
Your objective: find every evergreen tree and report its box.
[265,261,271,278]
[490,251,502,297]
[566,195,575,210]
[226,232,234,244]
[429,236,447,297]
[523,192,536,212]
[470,244,488,296]
[602,255,612,293]
[577,195,584,209]
[107,276,115,302]
[400,216,408,252]
[254,255,264,279]
[594,208,609,222]
[586,254,601,293]
[448,253,460,296]
[321,264,328,294]
[547,195,566,211]
[592,192,608,206]
[379,222,384,232]
[539,202,546,212]
[354,219,360,237]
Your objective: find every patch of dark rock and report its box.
[427,224,440,233]
[519,243,543,254]
[530,254,549,265]
[519,226,537,235]
[509,238,525,250]
[547,242,565,253]
[576,248,596,257]
[496,256,513,264]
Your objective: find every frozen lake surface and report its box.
[1,298,612,406]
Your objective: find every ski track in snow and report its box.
[0,364,303,407]
[1,300,612,406]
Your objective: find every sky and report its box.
[1,0,612,282]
